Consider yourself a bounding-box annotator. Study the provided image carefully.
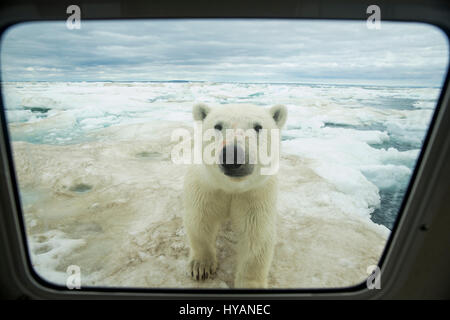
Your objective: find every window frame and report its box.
[0,0,449,299]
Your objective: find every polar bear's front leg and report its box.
[234,222,275,288]
[231,190,277,288]
[183,172,230,281]
[234,237,275,288]
[184,208,221,281]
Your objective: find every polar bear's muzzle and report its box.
[218,144,254,178]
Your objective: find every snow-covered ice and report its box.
[4,81,440,288]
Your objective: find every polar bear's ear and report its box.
[193,103,211,121]
[270,104,287,128]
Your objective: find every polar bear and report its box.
[183,103,287,288]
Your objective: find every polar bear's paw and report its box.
[189,257,217,281]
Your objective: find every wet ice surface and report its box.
[4,81,439,288]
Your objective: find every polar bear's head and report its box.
[192,103,287,193]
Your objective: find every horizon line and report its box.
[0,79,441,89]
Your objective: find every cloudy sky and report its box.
[0,19,448,86]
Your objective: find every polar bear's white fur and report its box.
[183,103,287,288]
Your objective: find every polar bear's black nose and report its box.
[220,145,245,170]
[219,145,254,177]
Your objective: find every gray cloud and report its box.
[1,19,448,86]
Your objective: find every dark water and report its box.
[371,188,407,230]
[322,120,421,230]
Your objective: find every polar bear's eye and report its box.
[254,124,263,132]
[214,123,223,131]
